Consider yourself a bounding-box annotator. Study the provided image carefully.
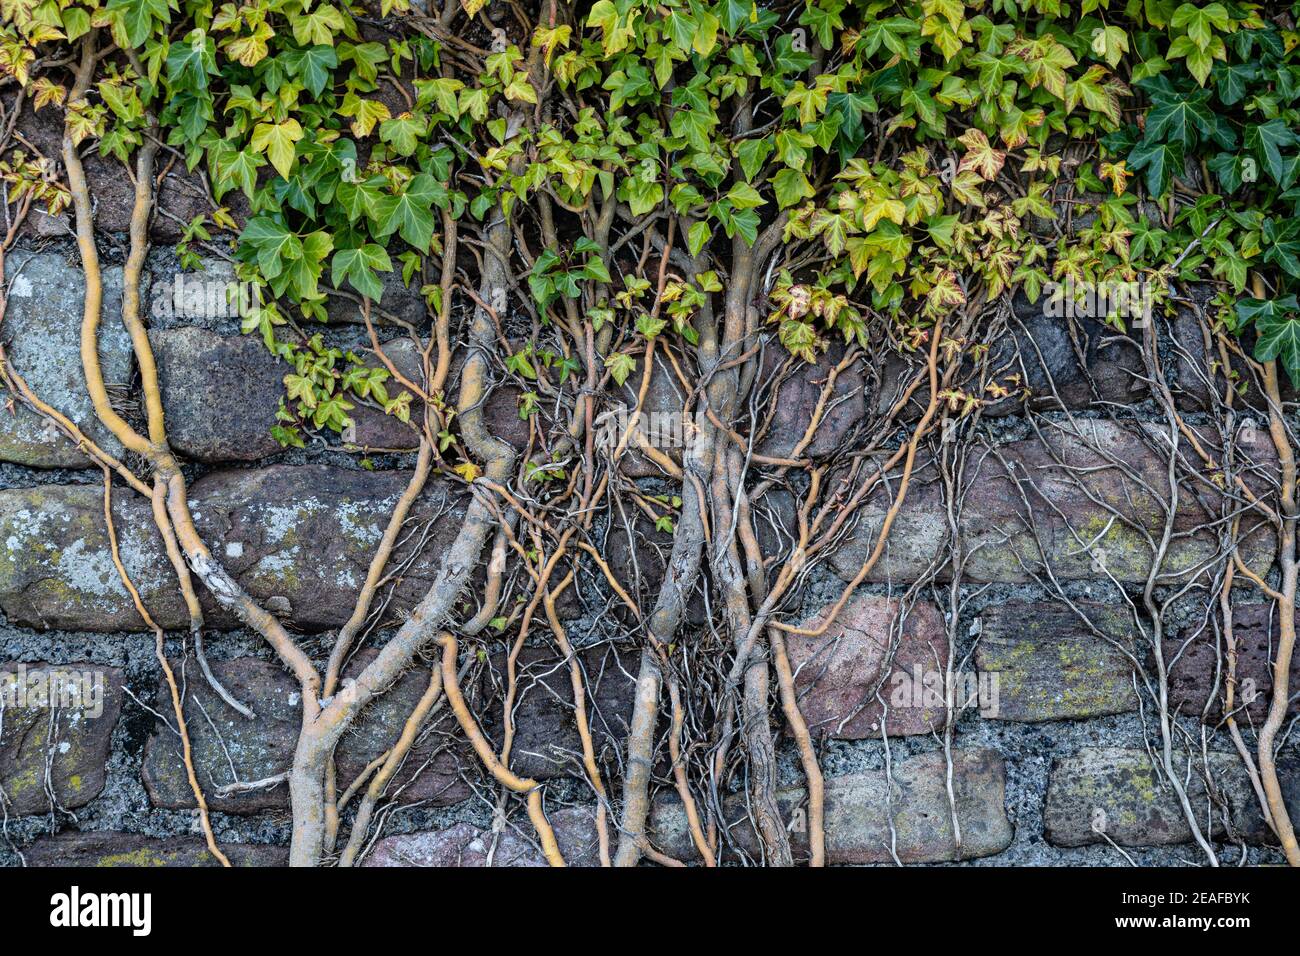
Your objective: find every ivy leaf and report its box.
[224,22,275,67]
[693,8,720,56]
[1212,61,1259,106]
[373,173,444,250]
[857,17,918,59]
[605,352,636,386]
[1009,35,1077,100]
[1170,2,1231,50]
[215,146,264,201]
[240,217,302,280]
[336,176,385,222]
[292,5,345,47]
[1245,120,1299,186]
[948,169,986,207]
[1090,24,1128,69]
[281,45,338,98]
[773,168,814,209]
[105,0,171,49]
[1127,139,1183,197]
[1261,219,1300,278]
[251,118,304,179]
[1248,296,1300,385]
[687,220,711,257]
[957,128,1005,181]
[726,181,766,210]
[167,30,216,91]
[531,24,571,67]
[379,112,427,156]
[332,245,392,301]
[736,138,773,182]
[1143,89,1214,147]
[811,209,851,256]
[1238,295,1299,330]
[1064,65,1122,125]
[339,93,391,138]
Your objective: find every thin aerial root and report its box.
[437,631,565,867]
[100,469,229,867]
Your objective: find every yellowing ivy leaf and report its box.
[1099,160,1133,196]
[454,461,482,482]
[224,22,274,67]
[948,169,986,207]
[956,128,1005,181]
[251,118,303,179]
[339,93,391,138]
[532,24,571,68]
[1090,24,1128,69]
[292,5,345,47]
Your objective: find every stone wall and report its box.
[2,238,1298,867]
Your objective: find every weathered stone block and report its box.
[362,806,601,866]
[829,419,1277,584]
[10,96,234,242]
[651,749,1012,864]
[1171,291,1294,413]
[483,645,636,780]
[325,270,428,327]
[985,294,1147,415]
[787,594,947,738]
[142,653,469,813]
[0,253,132,467]
[151,327,285,462]
[0,466,471,631]
[23,831,287,867]
[1043,748,1294,848]
[1166,602,1300,723]
[349,339,529,453]
[0,662,122,815]
[975,601,1138,721]
[604,487,794,627]
[755,344,866,459]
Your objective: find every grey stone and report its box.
[483,645,636,780]
[326,270,428,327]
[0,484,173,632]
[985,294,1146,414]
[151,327,285,462]
[975,601,1138,721]
[829,419,1277,584]
[1043,748,1291,848]
[348,338,531,453]
[29,206,70,238]
[607,352,689,477]
[23,831,287,866]
[147,258,241,330]
[0,252,132,467]
[142,653,470,813]
[1170,289,1293,412]
[0,466,471,632]
[786,594,947,738]
[651,749,1012,864]
[362,806,601,866]
[0,662,122,815]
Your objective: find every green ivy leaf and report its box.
[332,245,392,301]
